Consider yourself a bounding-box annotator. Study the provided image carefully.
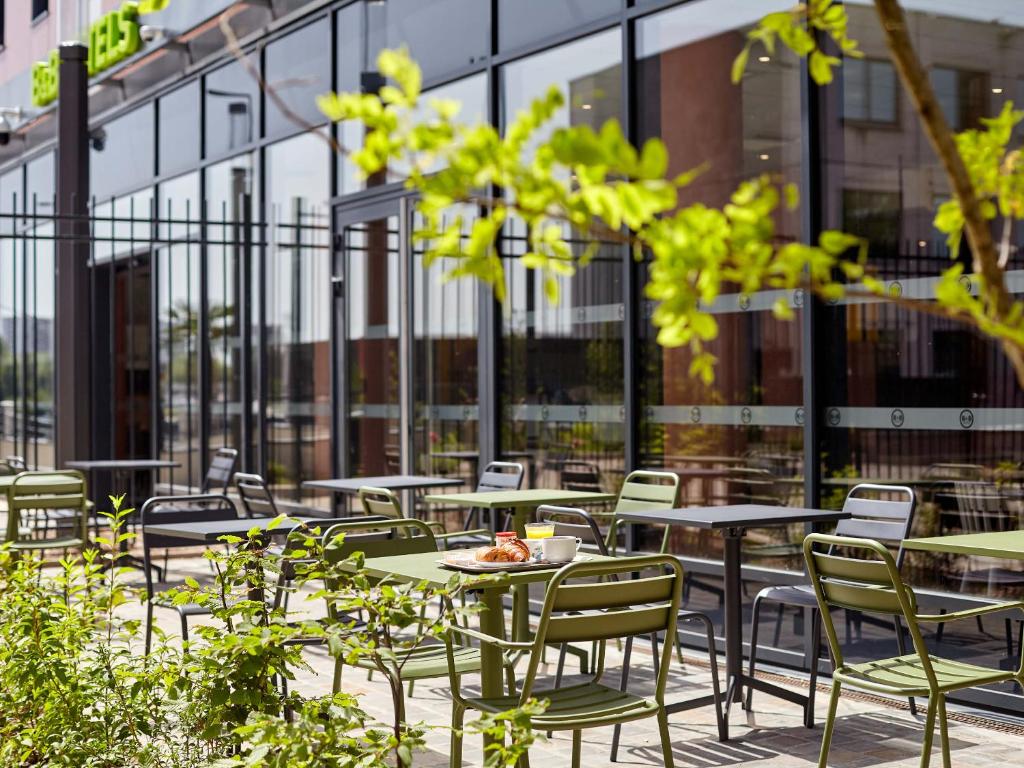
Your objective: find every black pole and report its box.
[55,42,91,468]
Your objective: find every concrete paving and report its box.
[128,552,1024,768]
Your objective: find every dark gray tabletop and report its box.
[302,475,463,493]
[146,516,321,542]
[66,459,181,471]
[615,504,849,529]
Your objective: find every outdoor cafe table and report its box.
[902,530,1024,560]
[422,489,617,642]
[145,516,321,601]
[614,504,850,737]
[302,475,463,515]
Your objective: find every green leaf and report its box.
[808,51,841,85]
[638,138,668,179]
[731,46,750,84]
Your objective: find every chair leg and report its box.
[920,696,938,768]
[894,617,917,716]
[937,695,951,768]
[610,636,634,762]
[180,613,189,646]
[745,594,765,712]
[1005,619,1014,659]
[934,609,947,644]
[805,608,821,729]
[450,702,465,768]
[505,661,517,696]
[554,643,568,689]
[817,680,842,768]
[680,611,726,742]
[771,603,785,647]
[656,709,675,768]
[571,730,582,768]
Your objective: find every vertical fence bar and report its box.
[128,196,136,460]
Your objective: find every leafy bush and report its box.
[0,498,541,766]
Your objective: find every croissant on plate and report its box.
[474,538,530,563]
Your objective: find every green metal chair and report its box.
[445,555,699,768]
[605,469,680,554]
[357,485,491,547]
[4,470,89,556]
[804,533,1024,768]
[322,518,513,723]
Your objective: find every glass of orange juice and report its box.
[524,522,554,557]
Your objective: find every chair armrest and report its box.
[916,600,1024,624]
[434,528,491,540]
[448,623,533,651]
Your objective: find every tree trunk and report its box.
[873,0,1024,388]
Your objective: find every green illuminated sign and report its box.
[30,1,144,108]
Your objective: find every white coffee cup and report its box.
[541,535,581,563]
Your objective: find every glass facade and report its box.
[500,30,625,493]
[3,0,1024,711]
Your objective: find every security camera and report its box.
[0,110,21,146]
[139,25,165,43]
[90,127,106,152]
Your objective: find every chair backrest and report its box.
[476,461,524,492]
[235,472,279,518]
[357,486,403,520]
[1,455,28,475]
[803,533,933,686]
[723,466,782,505]
[322,518,437,561]
[205,448,238,493]
[517,555,683,702]
[5,470,88,545]
[953,480,1012,534]
[560,460,603,493]
[835,483,915,566]
[536,505,607,555]
[613,470,679,515]
[139,493,238,591]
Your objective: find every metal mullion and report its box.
[128,197,136,460]
[107,201,115,460]
[198,195,211,478]
[621,11,638,475]
[165,197,175,481]
[90,197,97,461]
[149,197,160,479]
[185,198,195,488]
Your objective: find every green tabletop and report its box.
[350,549,618,703]
[902,530,1024,559]
[0,473,85,491]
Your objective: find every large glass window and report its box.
[413,207,479,484]
[344,213,401,477]
[90,105,156,201]
[500,30,624,492]
[205,59,260,159]
[822,0,1024,584]
[264,19,331,138]
[265,133,331,501]
[497,0,620,53]
[24,152,54,217]
[158,81,201,176]
[634,1,805,560]
[156,174,201,488]
[206,153,258,465]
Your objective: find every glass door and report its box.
[335,199,408,478]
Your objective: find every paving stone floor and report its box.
[126,552,1024,768]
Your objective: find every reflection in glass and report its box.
[413,209,478,483]
[205,59,260,158]
[823,1,1024,595]
[345,215,401,477]
[158,81,201,176]
[500,30,625,492]
[156,174,201,488]
[206,153,257,463]
[497,0,619,53]
[264,19,331,137]
[90,105,155,201]
[633,1,804,559]
[265,134,331,501]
